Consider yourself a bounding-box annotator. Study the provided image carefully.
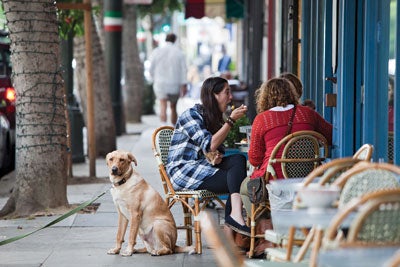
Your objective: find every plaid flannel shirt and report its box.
[166,104,219,190]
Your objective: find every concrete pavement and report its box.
[0,99,286,267]
[0,113,222,267]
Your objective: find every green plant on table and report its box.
[224,116,251,148]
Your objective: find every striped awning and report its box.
[185,0,244,19]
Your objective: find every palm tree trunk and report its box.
[0,0,68,217]
[123,4,144,123]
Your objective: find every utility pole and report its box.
[245,0,264,121]
[104,0,124,135]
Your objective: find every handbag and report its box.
[247,176,267,204]
[247,105,297,204]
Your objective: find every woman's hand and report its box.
[205,151,223,165]
[230,104,248,121]
[214,151,223,165]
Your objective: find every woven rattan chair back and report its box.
[153,126,175,196]
[151,126,226,254]
[324,188,400,247]
[302,157,362,186]
[267,130,328,180]
[248,130,328,258]
[388,131,394,163]
[353,144,374,161]
[347,193,400,244]
[333,162,400,208]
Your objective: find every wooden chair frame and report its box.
[248,130,329,258]
[302,157,362,187]
[151,126,226,254]
[332,161,400,208]
[265,157,361,262]
[352,143,374,161]
[324,188,400,245]
[267,130,329,180]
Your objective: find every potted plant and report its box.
[224,116,251,155]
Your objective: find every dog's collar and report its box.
[112,167,133,187]
[114,178,127,186]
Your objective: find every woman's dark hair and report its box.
[200,76,228,133]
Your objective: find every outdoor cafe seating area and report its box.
[209,139,399,267]
[152,126,400,267]
[261,162,400,267]
[204,159,400,267]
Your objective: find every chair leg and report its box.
[182,198,192,246]
[248,203,257,258]
[294,227,315,263]
[194,196,202,254]
[309,227,323,267]
[285,226,296,261]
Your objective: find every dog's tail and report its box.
[174,245,196,254]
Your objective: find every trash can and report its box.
[68,105,85,163]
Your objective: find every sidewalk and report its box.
[0,112,216,266]
[0,103,275,267]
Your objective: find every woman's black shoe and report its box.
[225,215,251,236]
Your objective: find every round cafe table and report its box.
[317,246,400,267]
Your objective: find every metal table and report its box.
[266,177,354,266]
[318,246,400,267]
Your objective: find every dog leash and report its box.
[0,187,110,246]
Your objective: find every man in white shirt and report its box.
[149,33,187,125]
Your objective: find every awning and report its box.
[185,0,244,19]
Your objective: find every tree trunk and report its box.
[74,17,116,157]
[92,0,105,51]
[0,0,68,218]
[123,4,144,123]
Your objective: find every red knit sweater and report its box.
[248,105,332,179]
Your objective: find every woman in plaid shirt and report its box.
[166,76,250,235]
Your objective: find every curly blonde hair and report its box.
[255,78,297,113]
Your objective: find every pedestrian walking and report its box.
[149,33,187,125]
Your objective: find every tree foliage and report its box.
[137,0,182,17]
[57,0,100,39]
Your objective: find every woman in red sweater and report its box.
[240,77,332,214]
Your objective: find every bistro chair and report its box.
[151,126,226,254]
[324,188,400,247]
[266,130,329,180]
[352,143,374,161]
[264,157,362,262]
[332,161,400,208]
[302,157,362,187]
[308,188,400,267]
[248,130,329,258]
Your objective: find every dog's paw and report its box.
[107,248,120,255]
[188,246,196,255]
[120,249,135,257]
[150,250,160,256]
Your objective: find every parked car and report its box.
[0,31,15,175]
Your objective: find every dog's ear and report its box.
[127,152,137,166]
